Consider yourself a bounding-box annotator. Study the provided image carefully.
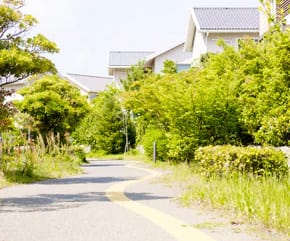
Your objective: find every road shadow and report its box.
[0,191,171,213]
[38,176,133,185]
[82,163,125,168]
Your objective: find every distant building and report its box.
[144,42,192,74]
[184,7,260,63]
[3,73,113,102]
[63,73,113,102]
[108,42,192,87]
[108,51,153,88]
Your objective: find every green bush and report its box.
[141,128,168,161]
[71,146,87,163]
[194,145,289,177]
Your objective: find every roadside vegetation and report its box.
[0,133,83,188]
[0,1,86,187]
[80,16,290,238]
[158,162,289,239]
[0,0,289,238]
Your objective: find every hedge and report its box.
[194,145,289,177]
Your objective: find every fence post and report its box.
[0,133,2,166]
[153,141,157,163]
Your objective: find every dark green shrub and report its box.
[194,145,289,177]
[141,128,168,161]
[71,146,86,163]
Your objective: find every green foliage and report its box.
[0,0,59,86]
[0,88,15,130]
[0,132,82,184]
[73,87,136,154]
[71,146,87,163]
[0,0,59,133]
[141,127,168,161]
[122,29,290,163]
[124,53,245,162]
[15,75,89,137]
[122,61,152,91]
[161,60,177,74]
[194,145,289,177]
[238,30,290,146]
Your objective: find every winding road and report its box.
[0,160,265,241]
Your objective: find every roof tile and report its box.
[193,7,259,31]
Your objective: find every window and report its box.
[176,64,191,72]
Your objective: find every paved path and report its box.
[0,160,265,241]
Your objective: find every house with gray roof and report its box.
[144,42,192,73]
[184,7,260,63]
[108,51,153,87]
[108,43,192,87]
[3,73,113,103]
[63,73,113,102]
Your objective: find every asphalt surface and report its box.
[0,160,266,241]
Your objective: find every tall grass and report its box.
[179,170,290,236]
[0,133,83,187]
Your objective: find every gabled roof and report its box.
[185,7,260,52]
[145,42,184,62]
[144,41,192,66]
[64,73,113,93]
[108,51,154,67]
[193,7,259,31]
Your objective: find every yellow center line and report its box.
[105,164,216,241]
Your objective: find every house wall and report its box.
[111,69,127,88]
[207,32,259,50]
[192,31,207,62]
[260,11,270,35]
[153,44,192,73]
[192,32,259,62]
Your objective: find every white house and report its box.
[184,7,260,63]
[2,73,113,102]
[108,51,153,88]
[108,42,192,87]
[62,73,113,102]
[144,42,192,73]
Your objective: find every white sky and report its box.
[23,0,259,76]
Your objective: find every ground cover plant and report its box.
[0,133,83,187]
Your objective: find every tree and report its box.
[238,29,290,145]
[15,75,90,138]
[0,88,15,130]
[0,0,59,130]
[121,61,152,91]
[0,0,59,86]
[123,45,247,162]
[73,87,136,154]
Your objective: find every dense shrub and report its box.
[71,146,87,163]
[194,145,289,177]
[141,128,168,161]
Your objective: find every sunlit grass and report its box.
[183,174,289,235]
[0,134,82,188]
[161,163,290,237]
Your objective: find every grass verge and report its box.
[0,135,83,188]
[160,162,290,239]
